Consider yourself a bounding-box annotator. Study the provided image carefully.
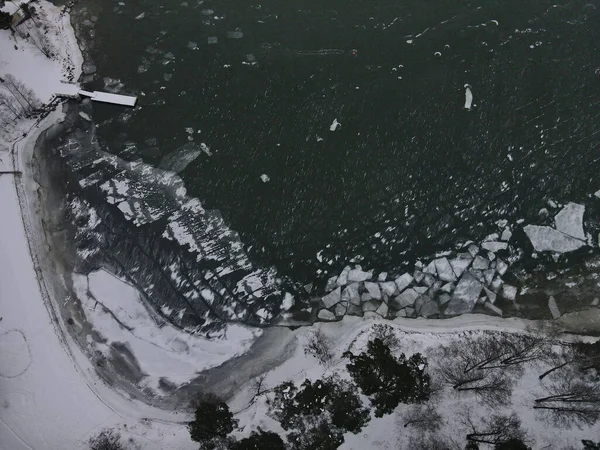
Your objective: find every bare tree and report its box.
[304,328,333,366]
[400,403,443,432]
[463,411,528,446]
[18,21,56,58]
[2,74,40,113]
[539,341,600,381]
[405,434,454,450]
[534,369,600,427]
[438,335,518,406]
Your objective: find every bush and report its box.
[89,429,123,450]
[304,329,333,366]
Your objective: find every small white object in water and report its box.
[79,112,92,121]
[406,39,413,44]
[329,119,341,131]
[464,84,473,110]
[135,12,145,20]
[260,174,270,183]
[434,51,442,57]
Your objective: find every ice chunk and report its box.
[419,299,439,318]
[226,30,243,39]
[467,244,479,257]
[496,259,508,276]
[501,284,517,301]
[393,288,419,308]
[434,258,456,282]
[413,270,424,283]
[364,282,382,300]
[260,174,270,182]
[375,301,389,318]
[362,301,379,313]
[444,273,483,315]
[485,302,503,316]
[341,283,361,306]
[348,269,372,282]
[464,85,473,110]
[500,228,512,242]
[484,287,497,304]
[441,282,455,293]
[318,309,336,321]
[423,260,437,275]
[380,281,397,297]
[548,296,561,319]
[483,269,495,285]
[438,293,451,305]
[336,265,351,286]
[472,256,490,270]
[329,119,341,131]
[554,202,585,240]
[481,242,508,252]
[595,190,600,199]
[322,287,341,308]
[208,36,218,44]
[334,302,347,317]
[450,257,472,278]
[394,273,414,293]
[378,272,388,281]
[524,225,585,253]
[325,276,338,292]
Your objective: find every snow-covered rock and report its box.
[444,273,483,315]
[364,282,382,300]
[472,255,490,270]
[482,241,508,252]
[322,287,341,308]
[318,309,337,321]
[347,268,373,282]
[341,283,361,305]
[523,225,585,253]
[554,202,585,240]
[394,273,414,293]
[548,296,561,319]
[434,258,456,282]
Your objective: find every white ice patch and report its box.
[464,85,473,110]
[329,119,341,131]
[260,174,270,182]
[74,270,260,390]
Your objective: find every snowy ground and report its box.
[231,317,600,449]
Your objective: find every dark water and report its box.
[83,0,600,284]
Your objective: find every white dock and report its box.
[79,90,137,107]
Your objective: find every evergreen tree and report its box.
[494,438,531,450]
[188,395,237,444]
[344,338,430,416]
[232,430,285,450]
[0,11,12,30]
